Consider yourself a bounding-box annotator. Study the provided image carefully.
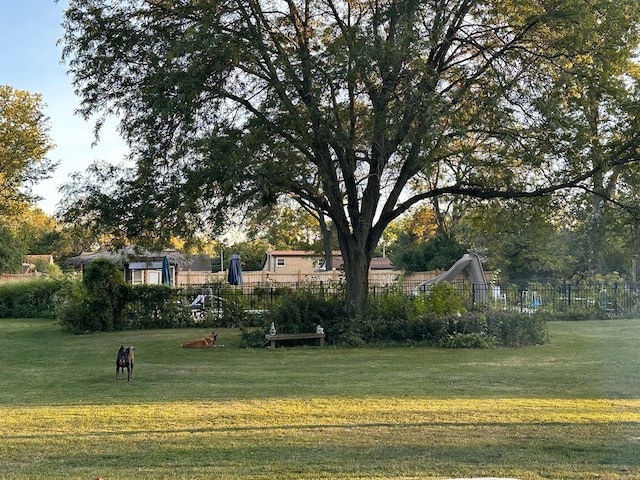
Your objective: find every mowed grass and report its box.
[0,319,639,479]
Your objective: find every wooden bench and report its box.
[265,332,325,348]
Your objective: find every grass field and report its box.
[0,319,639,479]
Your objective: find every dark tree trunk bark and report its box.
[319,215,334,271]
[338,234,373,318]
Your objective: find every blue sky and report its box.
[1,0,128,215]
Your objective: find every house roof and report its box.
[262,250,394,270]
[370,257,394,270]
[265,250,342,257]
[25,254,54,265]
[184,254,212,272]
[67,246,189,268]
[262,250,343,269]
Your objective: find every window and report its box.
[276,257,285,268]
[131,270,143,285]
[148,271,161,285]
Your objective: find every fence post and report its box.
[520,290,524,313]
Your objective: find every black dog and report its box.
[115,346,134,382]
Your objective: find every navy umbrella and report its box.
[161,255,171,285]
[228,254,243,285]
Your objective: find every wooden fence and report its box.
[177,269,448,291]
[0,273,42,284]
[0,268,480,294]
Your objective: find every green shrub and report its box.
[82,259,129,331]
[484,310,550,346]
[423,282,467,316]
[264,289,349,344]
[56,260,130,333]
[239,327,268,348]
[358,291,422,343]
[54,278,94,333]
[0,278,63,318]
[126,284,186,329]
[345,308,549,348]
[439,332,499,349]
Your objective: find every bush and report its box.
[126,284,190,329]
[484,310,550,347]
[82,259,129,331]
[440,332,499,349]
[0,278,63,318]
[239,327,267,348]
[344,307,549,348]
[262,289,349,345]
[54,278,94,333]
[356,290,423,343]
[423,282,467,316]
[56,260,131,333]
[259,287,548,349]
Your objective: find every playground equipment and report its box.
[413,253,488,303]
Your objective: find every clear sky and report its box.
[1,0,128,215]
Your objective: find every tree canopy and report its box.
[0,85,56,216]
[0,86,57,273]
[60,0,640,315]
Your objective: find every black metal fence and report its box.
[426,281,640,317]
[181,280,640,318]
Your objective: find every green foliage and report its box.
[52,260,131,333]
[54,277,94,333]
[126,284,187,329]
[0,86,56,214]
[263,289,349,343]
[246,204,320,250]
[32,257,61,276]
[0,222,24,274]
[81,259,129,331]
[348,288,427,345]
[486,311,550,347]
[462,198,577,281]
[0,278,62,318]
[423,282,467,316]
[390,233,470,273]
[239,326,267,348]
[440,332,499,349]
[255,287,547,348]
[58,0,640,318]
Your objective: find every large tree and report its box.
[529,1,640,275]
[60,0,640,315]
[0,86,56,216]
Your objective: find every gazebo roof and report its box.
[67,246,189,268]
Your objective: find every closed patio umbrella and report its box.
[228,254,243,285]
[162,256,171,285]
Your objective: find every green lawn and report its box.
[0,319,639,479]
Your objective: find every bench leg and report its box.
[270,339,276,348]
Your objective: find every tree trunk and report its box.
[318,215,334,271]
[339,236,372,317]
[589,171,607,273]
